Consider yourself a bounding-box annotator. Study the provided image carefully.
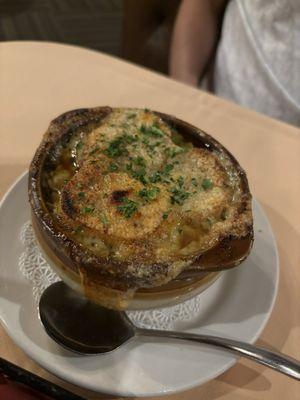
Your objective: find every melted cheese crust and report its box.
[45,108,250,267]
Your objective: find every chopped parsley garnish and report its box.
[123,133,138,144]
[149,163,174,184]
[103,137,125,158]
[78,191,85,199]
[82,206,94,214]
[142,137,150,146]
[108,162,119,172]
[132,168,148,184]
[138,187,160,202]
[76,182,83,189]
[163,163,174,174]
[132,156,146,167]
[191,178,198,186]
[150,126,164,137]
[103,134,138,158]
[74,225,83,234]
[165,147,185,158]
[202,178,213,190]
[177,176,184,188]
[140,124,164,138]
[169,187,190,205]
[117,198,139,218]
[162,211,169,220]
[149,171,162,183]
[76,141,83,151]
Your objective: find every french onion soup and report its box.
[29,107,253,309]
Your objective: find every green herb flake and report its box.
[103,138,124,158]
[133,156,146,167]
[169,187,190,205]
[163,164,174,174]
[78,191,85,199]
[138,187,160,202]
[149,171,162,183]
[177,176,184,188]
[76,141,83,151]
[108,163,119,172]
[140,124,164,138]
[165,147,185,158]
[76,182,83,189]
[103,133,138,158]
[132,168,148,184]
[162,211,169,220]
[74,225,83,234]
[123,133,138,144]
[149,126,164,137]
[202,178,213,190]
[82,206,94,214]
[191,178,198,187]
[117,198,139,219]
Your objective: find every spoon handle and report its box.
[136,328,300,380]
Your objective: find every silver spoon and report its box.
[39,282,300,381]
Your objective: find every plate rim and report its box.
[0,172,280,397]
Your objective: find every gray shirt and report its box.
[214,0,300,126]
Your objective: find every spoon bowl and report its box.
[39,282,300,380]
[39,281,135,354]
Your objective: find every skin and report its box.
[169,0,229,86]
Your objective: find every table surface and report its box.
[0,41,299,400]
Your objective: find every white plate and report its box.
[0,172,279,397]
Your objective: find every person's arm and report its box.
[169,0,228,86]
